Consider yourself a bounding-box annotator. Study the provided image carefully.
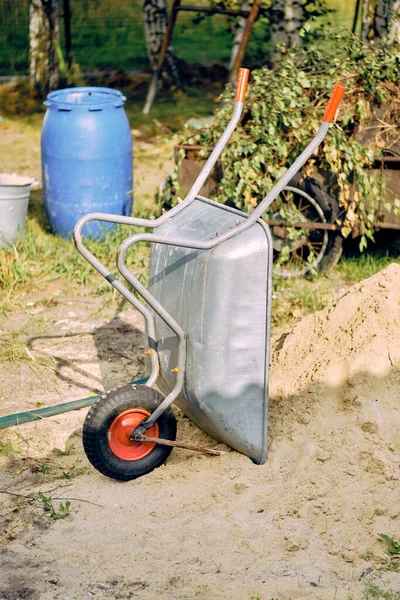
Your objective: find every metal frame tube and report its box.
[184,102,244,203]
[73,214,160,387]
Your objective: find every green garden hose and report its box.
[0,378,149,430]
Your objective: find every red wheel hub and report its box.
[108,409,159,461]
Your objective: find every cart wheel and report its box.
[83,384,176,481]
[269,176,343,278]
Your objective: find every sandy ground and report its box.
[1,263,400,600]
[1,115,399,600]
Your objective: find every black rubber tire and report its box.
[272,174,343,277]
[83,384,177,481]
[301,176,343,273]
[383,232,400,257]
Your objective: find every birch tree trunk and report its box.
[29,0,60,94]
[229,1,250,71]
[388,0,400,48]
[374,0,392,37]
[361,0,398,43]
[143,0,179,82]
[269,0,304,65]
[361,0,376,41]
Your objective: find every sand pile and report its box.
[266,262,400,562]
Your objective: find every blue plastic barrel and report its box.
[41,87,133,239]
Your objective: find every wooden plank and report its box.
[178,5,250,17]
[143,0,182,114]
[229,0,261,82]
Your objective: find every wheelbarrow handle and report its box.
[247,82,346,222]
[236,68,250,103]
[323,84,346,123]
[183,68,251,204]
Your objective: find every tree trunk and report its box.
[374,0,392,36]
[63,0,72,70]
[229,1,250,71]
[29,0,60,95]
[269,0,304,65]
[361,0,397,42]
[143,0,179,82]
[388,0,400,48]
[361,0,376,41]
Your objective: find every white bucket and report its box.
[0,174,36,247]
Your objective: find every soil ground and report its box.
[0,121,399,600]
[1,269,399,600]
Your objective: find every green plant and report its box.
[172,29,400,251]
[360,550,374,561]
[61,468,86,480]
[379,534,400,557]
[38,493,71,520]
[53,444,75,456]
[37,462,48,474]
[363,581,400,600]
[0,439,22,455]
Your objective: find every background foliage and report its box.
[0,0,358,76]
[174,30,400,248]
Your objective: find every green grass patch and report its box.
[271,240,400,329]
[0,192,152,315]
[337,251,400,283]
[123,78,224,133]
[363,581,400,600]
[272,274,336,327]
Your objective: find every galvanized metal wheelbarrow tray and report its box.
[74,70,345,471]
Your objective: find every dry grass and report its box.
[0,338,55,368]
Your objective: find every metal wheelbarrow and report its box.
[74,70,345,480]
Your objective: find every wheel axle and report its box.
[136,434,226,456]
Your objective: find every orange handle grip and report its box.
[323,84,346,123]
[236,68,250,103]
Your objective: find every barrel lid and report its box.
[44,87,126,111]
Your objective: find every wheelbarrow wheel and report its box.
[269,175,343,278]
[83,384,177,481]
